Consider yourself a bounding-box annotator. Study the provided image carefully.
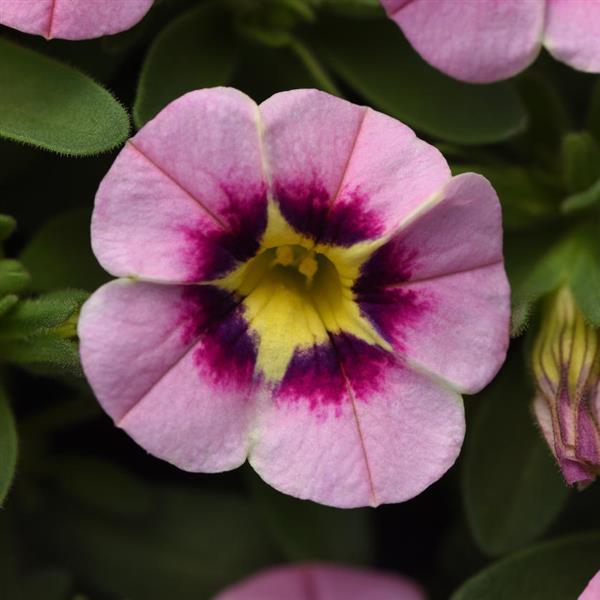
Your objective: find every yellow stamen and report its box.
[298,253,318,283]
[275,245,294,266]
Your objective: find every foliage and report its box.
[1,0,600,598]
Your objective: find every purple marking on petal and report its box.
[179,183,268,282]
[194,309,258,392]
[323,185,385,246]
[355,237,419,293]
[276,334,395,415]
[357,288,429,351]
[274,178,329,242]
[274,178,384,246]
[176,285,258,391]
[177,285,239,345]
[277,342,347,413]
[334,333,396,400]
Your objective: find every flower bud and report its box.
[532,286,600,486]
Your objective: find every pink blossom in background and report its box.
[79,87,510,508]
[381,0,600,83]
[0,0,154,40]
[579,570,600,600]
[213,563,426,600]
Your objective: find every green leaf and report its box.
[451,532,600,600]
[0,260,30,295]
[0,290,87,340]
[569,223,600,326]
[320,0,383,17]
[49,456,152,518]
[308,16,526,144]
[0,39,129,156]
[561,177,600,214]
[0,215,16,243]
[514,70,570,165]
[37,487,274,600]
[20,208,108,292]
[17,569,72,600]
[134,2,238,127]
[561,132,600,194]
[462,353,568,557]
[0,296,19,319]
[235,41,325,102]
[0,336,81,376]
[505,230,574,335]
[250,474,373,563]
[0,385,18,506]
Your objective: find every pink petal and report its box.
[92,89,268,284]
[215,564,425,600]
[545,0,600,73]
[579,570,600,600]
[0,0,154,40]
[355,173,510,394]
[79,280,256,472]
[259,89,450,245]
[249,335,465,507]
[382,0,545,83]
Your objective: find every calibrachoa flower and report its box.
[0,0,153,40]
[579,570,600,600]
[381,0,600,83]
[79,88,509,508]
[213,563,425,600]
[533,286,600,487]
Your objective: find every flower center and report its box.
[213,204,390,384]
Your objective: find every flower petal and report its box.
[260,89,450,245]
[215,563,425,600]
[382,0,544,83]
[355,173,509,393]
[79,280,257,472]
[579,570,600,600]
[545,0,600,74]
[92,88,267,284]
[249,334,464,508]
[0,0,154,40]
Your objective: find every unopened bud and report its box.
[532,286,600,486]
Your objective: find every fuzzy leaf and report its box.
[0,39,129,156]
[0,290,87,340]
[0,336,81,376]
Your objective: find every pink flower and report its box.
[0,0,154,40]
[533,286,600,487]
[79,88,509,508]
[213,563,425,600]
[381,0,600,83]
[580,570,600,600]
